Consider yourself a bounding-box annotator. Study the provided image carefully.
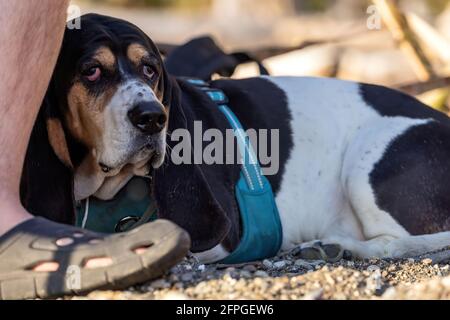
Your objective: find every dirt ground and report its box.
[70,247,450,300]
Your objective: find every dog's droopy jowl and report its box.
[21,14,450,264]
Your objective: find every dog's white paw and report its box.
[292,241,352,262]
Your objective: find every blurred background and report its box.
[72,0,450,110]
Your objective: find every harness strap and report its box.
[187,78,283,264]
[203,89,264,191]
[185,78,265,191]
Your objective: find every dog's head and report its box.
[21,14,177,222]
[22,14,240,255]
[49,14,177,201]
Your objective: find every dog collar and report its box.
[188,79,283,264]
[75,177,157,233]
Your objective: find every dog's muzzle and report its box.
[128,101,167,135]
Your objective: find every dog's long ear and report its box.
[153,162,234,252]
[148,38,176,111]
[20,85,75,224]
[153,81,242,252]
[46,117,73,169]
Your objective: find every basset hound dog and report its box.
[21,14,450,264]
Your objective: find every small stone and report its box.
[294,259,313,270]
[255,270,269,278]
[388,265,397,272]
[273,261,287,269]
[197,264,206,272]
[240,270,252,279]
[262,259,273,269]
[346,260,355,267]
[367,265,380,272]
[310,260,325,266]
[169,274,179,282]
[180,272,194,282]
[422,258,433,265]
[224,267,239,279]
[225,267,236,273]
[243,265,257,272]
[174,282,184,290]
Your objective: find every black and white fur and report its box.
[22,14,450,263]
[157,74,450,263]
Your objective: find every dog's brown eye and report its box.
[84,67,101,82]
[143,65,155,79]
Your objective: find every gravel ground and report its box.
[72,247,450,300]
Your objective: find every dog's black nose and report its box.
[128,101,167,134]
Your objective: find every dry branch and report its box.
[373,0,436,81]
[405,12,450,67]
[397,77,450,96]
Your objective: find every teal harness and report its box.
[76,79,283,264]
